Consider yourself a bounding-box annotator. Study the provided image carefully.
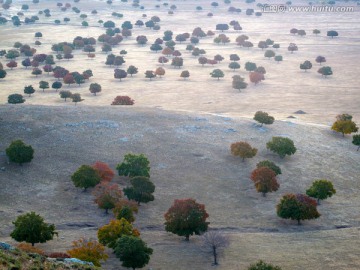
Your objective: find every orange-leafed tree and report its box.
[97,218,140,249]
[249,71,264,85]
[93,182,122,214]
[92,161,115,182]
[155,67,165,78]
[67,238,108,267]
[230,141,257,161]
[250,167,279,197]
[164,198,209,241]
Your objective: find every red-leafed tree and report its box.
[230,141,257,161]
[164,198,209,241]
[92,161,115,182]
[63,73,75,86]
[249,72,264,85]
[53,67,68,81]
[93,182,122,214]
[155,67,165,78]
[250,167,279,197]
[6,60,17,70]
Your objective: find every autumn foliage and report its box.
[276,194,320,225]
[16,243,45,255]
[230,141,257,161]
[164,198,209,241]
[92,182,122,214]
[67,238,108,267]
[92,161,115,182]
[250,167,279,196]
[97,218,140,249]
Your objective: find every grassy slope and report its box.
[0,105,359,269]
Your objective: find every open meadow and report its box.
[0,0,359,269]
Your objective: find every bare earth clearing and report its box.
[0,0,360,269]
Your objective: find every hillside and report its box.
[0,105,359,269]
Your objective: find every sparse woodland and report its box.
[0,0,359,269]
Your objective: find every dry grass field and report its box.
[0,0,359,269]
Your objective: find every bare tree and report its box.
[201,230,229,266]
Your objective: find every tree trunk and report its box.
[212,246,218,265]
[357,145,360,151]
[262,192,266,197]
[185,235,189,241]
[297,219,301,225]
[317,198,320,205]
[105,208,108,214]
[32,243,34,247]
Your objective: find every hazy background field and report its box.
[0,0,360,269]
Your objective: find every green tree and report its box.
[331,114,358,137]
[24,85,35,97]
[11,212,57,246]
[59,90,72,101]
[266,137,296,158]
[230,141,257,161]
[123,176,155,205]
[248,260,282,270]
[317,66,333,77]
[164,198,209,241]
[232,75,247,91]
[256,160,282,175]
[245,62,257,72]
[254,111,274,126]
[8,94,25,104]
[264,50,275,59]
[277,194,320,225]
[228,62,240,71]
[71,165,101,191]
[39,81,49,92]
[313,29,320,35]
[127,65,138,77]
[210,69,224,80]
[352,134,360,151]
[52,81,62,91]
[6,140,34,165]
[300,60,312,72]
[71,93,83,105]
[114,236,153,270]
[274,55,283,63]
[116,153,150,178]
[98,219,139,249]
[306,179,336,204]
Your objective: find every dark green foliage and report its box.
[59,90,72,101]
[8,93,25,104]
[256,160,282,175]
[245,62,257,72]
[254,111,274,126]
[114,236,153,270]
[127,65,138,77]
[353,134,360,151]
[248,260,282,270]
[300,60,312,71]
[11,212,57,246]
[306,179,336,204]
[39,81,49,91]
[71,93,83,105]
[24,85,35,97]
[71,165,101,191]
[317,66,333,77]
[123,176,155,205]
[52,81,62,91]
[229,62,240,71]
[117,153,150,178]
[6,140,34,165]
[116,205,135,223]
[277,194,320,225]
[266,137,296,158]
[232,75,247,91]
[327,30,338,38]
[210,69,224,80]
[0,69,7,79]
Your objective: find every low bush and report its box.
[111,96,134,105]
